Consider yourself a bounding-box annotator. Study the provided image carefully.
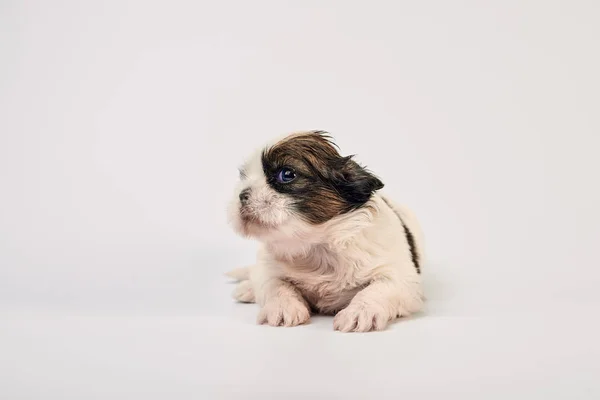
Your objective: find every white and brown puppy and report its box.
[227,131,424,332]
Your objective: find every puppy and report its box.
[227,131,424,332]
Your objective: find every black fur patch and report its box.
[381,197,421,274]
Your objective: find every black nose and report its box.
[239,188,251,204]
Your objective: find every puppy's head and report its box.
[228,131,384,239]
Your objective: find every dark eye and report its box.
[276,167,297,183]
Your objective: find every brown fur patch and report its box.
[262,131,384,224]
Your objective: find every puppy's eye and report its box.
[276,167,296,183]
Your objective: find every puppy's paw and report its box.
[333,304,389,332]
[258,297,310,327]
[232,280,255,303]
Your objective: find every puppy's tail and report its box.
[225,266,251,281]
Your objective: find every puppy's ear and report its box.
[333,156,384,206]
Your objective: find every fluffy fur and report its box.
[227,131,424,332]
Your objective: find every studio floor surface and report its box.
[2,253,599,399]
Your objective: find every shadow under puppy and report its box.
[227,131,424,332]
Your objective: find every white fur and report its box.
[228,139,424,332]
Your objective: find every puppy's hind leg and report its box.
[232,280,255,303]
[225,266,252,282]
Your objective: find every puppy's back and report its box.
[379,195,425,272]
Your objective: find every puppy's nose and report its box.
[239,188,251,204]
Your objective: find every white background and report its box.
[1,1,599,398]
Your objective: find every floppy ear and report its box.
[333,157,384,206]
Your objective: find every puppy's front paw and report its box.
[258,297,310,327]
[333,304,389,332]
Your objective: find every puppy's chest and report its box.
[280,248,370,313]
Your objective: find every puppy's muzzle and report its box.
[239,188,251,205]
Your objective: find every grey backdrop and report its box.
[1,1,599,399]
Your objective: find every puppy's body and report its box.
[228,131,424,332]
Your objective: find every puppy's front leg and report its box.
[333,272,423,332]
[256,278,310,327]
